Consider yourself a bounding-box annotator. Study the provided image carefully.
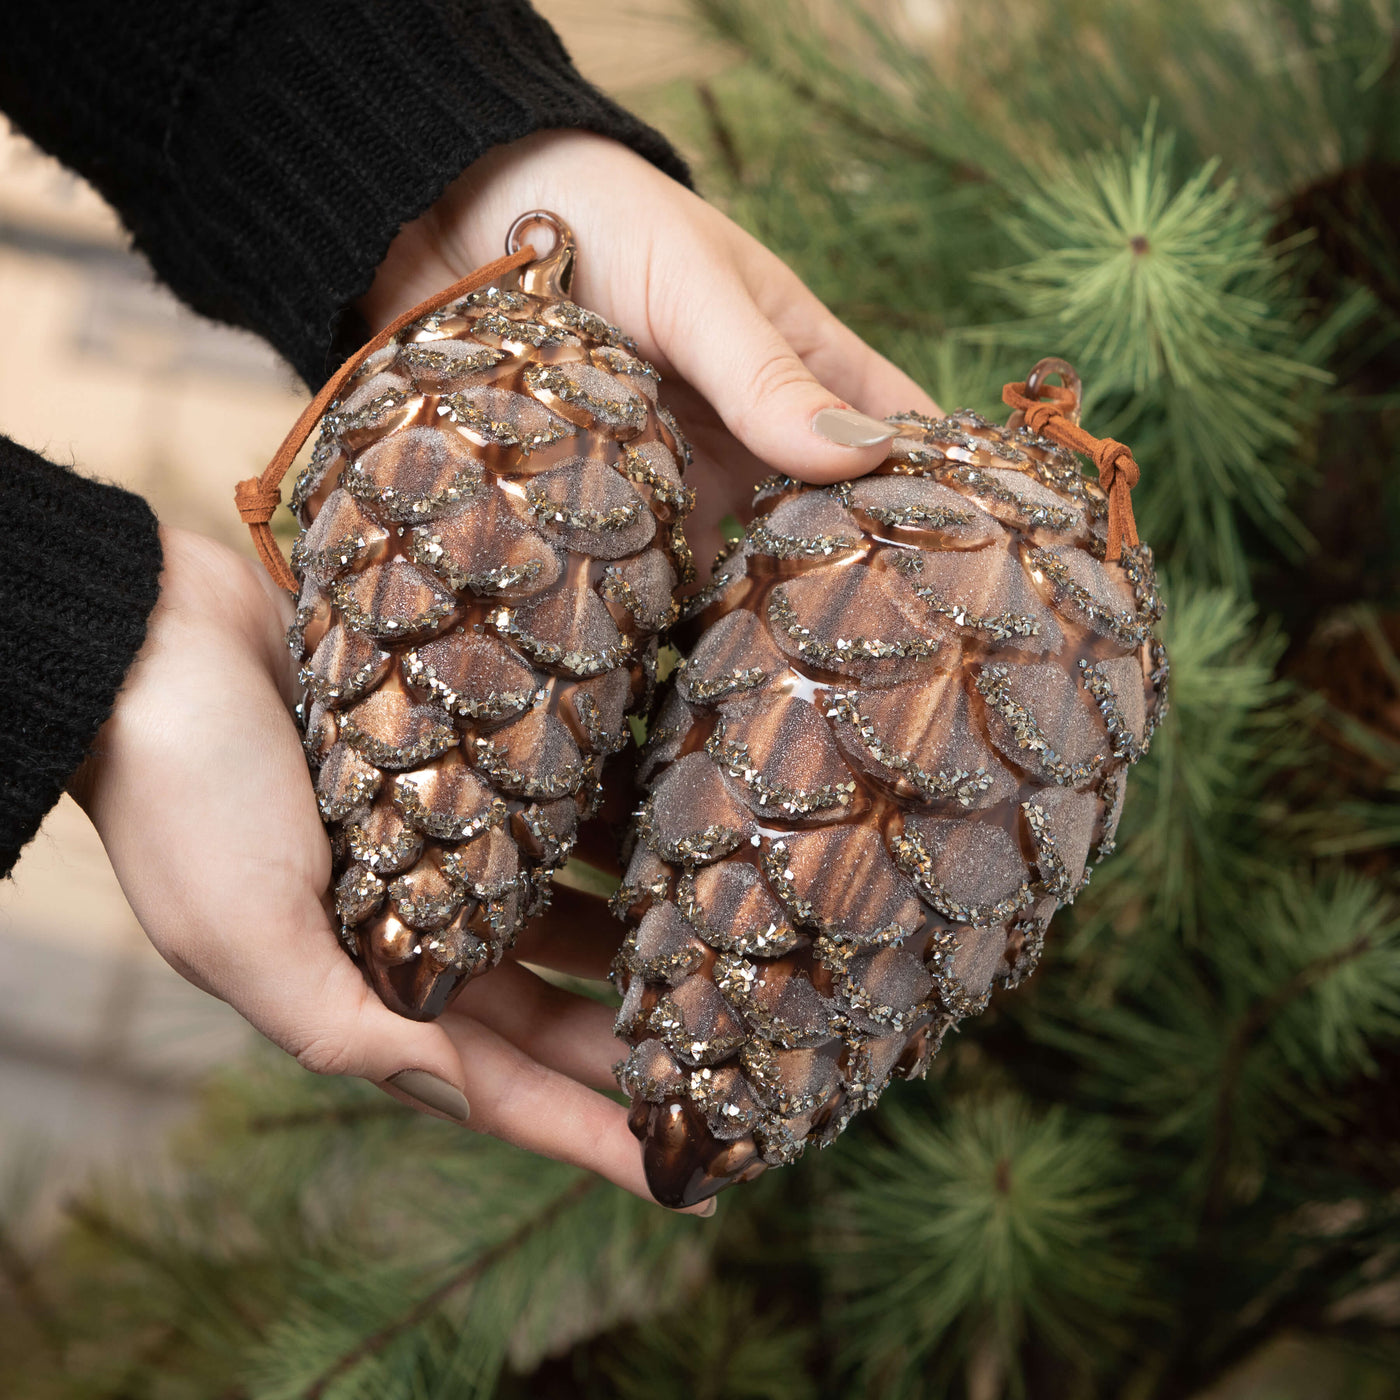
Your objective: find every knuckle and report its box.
[749,350,817,406]
[288,1028,360,1079]
[732,352,818,440]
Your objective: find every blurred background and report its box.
[2,1,1399,1397]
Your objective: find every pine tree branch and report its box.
[64,1198,264,1334]
[695,82,745,184]
[66,1197,178,1270]
[99,1316,198,1400]
[302,1176,599,1400]
[775,68,983,176]
[0,1218,64,1358]
[246,1103,406,1133]
[1202,930,1377,1226]
[1206,1224,1399,1390]
[694,0,991,180]
[1147,926,1385,1399]
[1361,29,1400,170]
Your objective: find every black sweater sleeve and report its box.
[0,0,688,875]
[0,0,689,388]
[0,442,163,874]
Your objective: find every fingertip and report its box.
[811,406,897,449]
[384,1067,471,1124]
[678,1197,718,1218]
[782,408,896,484]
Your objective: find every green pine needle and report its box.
[986,119,1331,589]
[826,1096,1136,1396]
[1069,576,1292,952]
[599,1284,817,1400]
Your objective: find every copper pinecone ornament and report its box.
[272,214,693,1020]
[612,363,1167,1207]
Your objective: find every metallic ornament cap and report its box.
[507,209,577,300]
[636,1096,764,1208]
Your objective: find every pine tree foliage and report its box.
[1307,607,1400,854]
[3,2,1399,1397]
[990,126,1342,589]
[694,0,1398,590]
[0,1059,711,1399]
[1068,578,1293,952]
[1040,871,1400,1181]
[596,1283,818,1400]
[826,1097,1136,1398]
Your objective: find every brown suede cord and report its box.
[235,246,538,592]
[1002,380,1141,562]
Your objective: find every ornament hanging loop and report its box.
[1003,356,1083,434]
[1001,358,1141,562]
[1023,357,1081,425]
[507,209,577,300]
[235,225,540,592]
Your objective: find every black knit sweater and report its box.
[0,0,687,876]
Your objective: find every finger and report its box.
[511,883,623,980]
[449,959,623,1092]
[647,372,771,572]
[787,312,943,421]
[649,247,897,485]
[746,254,942,421]
[194,888,472,1114]
[439,1014,713,1215]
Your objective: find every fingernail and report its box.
[812,406,896,448]
[387,1069,470,1123]
[697,1198,717,1217]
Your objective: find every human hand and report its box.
[71,526,713,1213]
[359,129,941,570]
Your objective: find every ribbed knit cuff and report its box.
[0,441,163,876]
[161,0,692,386]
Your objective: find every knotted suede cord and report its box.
[1001,379,1141,562]
[235,246,538,593]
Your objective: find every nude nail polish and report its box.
[387,1068,471,1123]
[811,406,897,447]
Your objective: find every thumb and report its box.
[196,893,473,1123]
[652,266,895,484]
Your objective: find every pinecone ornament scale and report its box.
[287,214,693,1021]
[614,392,1167,1207]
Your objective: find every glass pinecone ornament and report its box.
[287,213,693,1020]
[612,366,1167,1207]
